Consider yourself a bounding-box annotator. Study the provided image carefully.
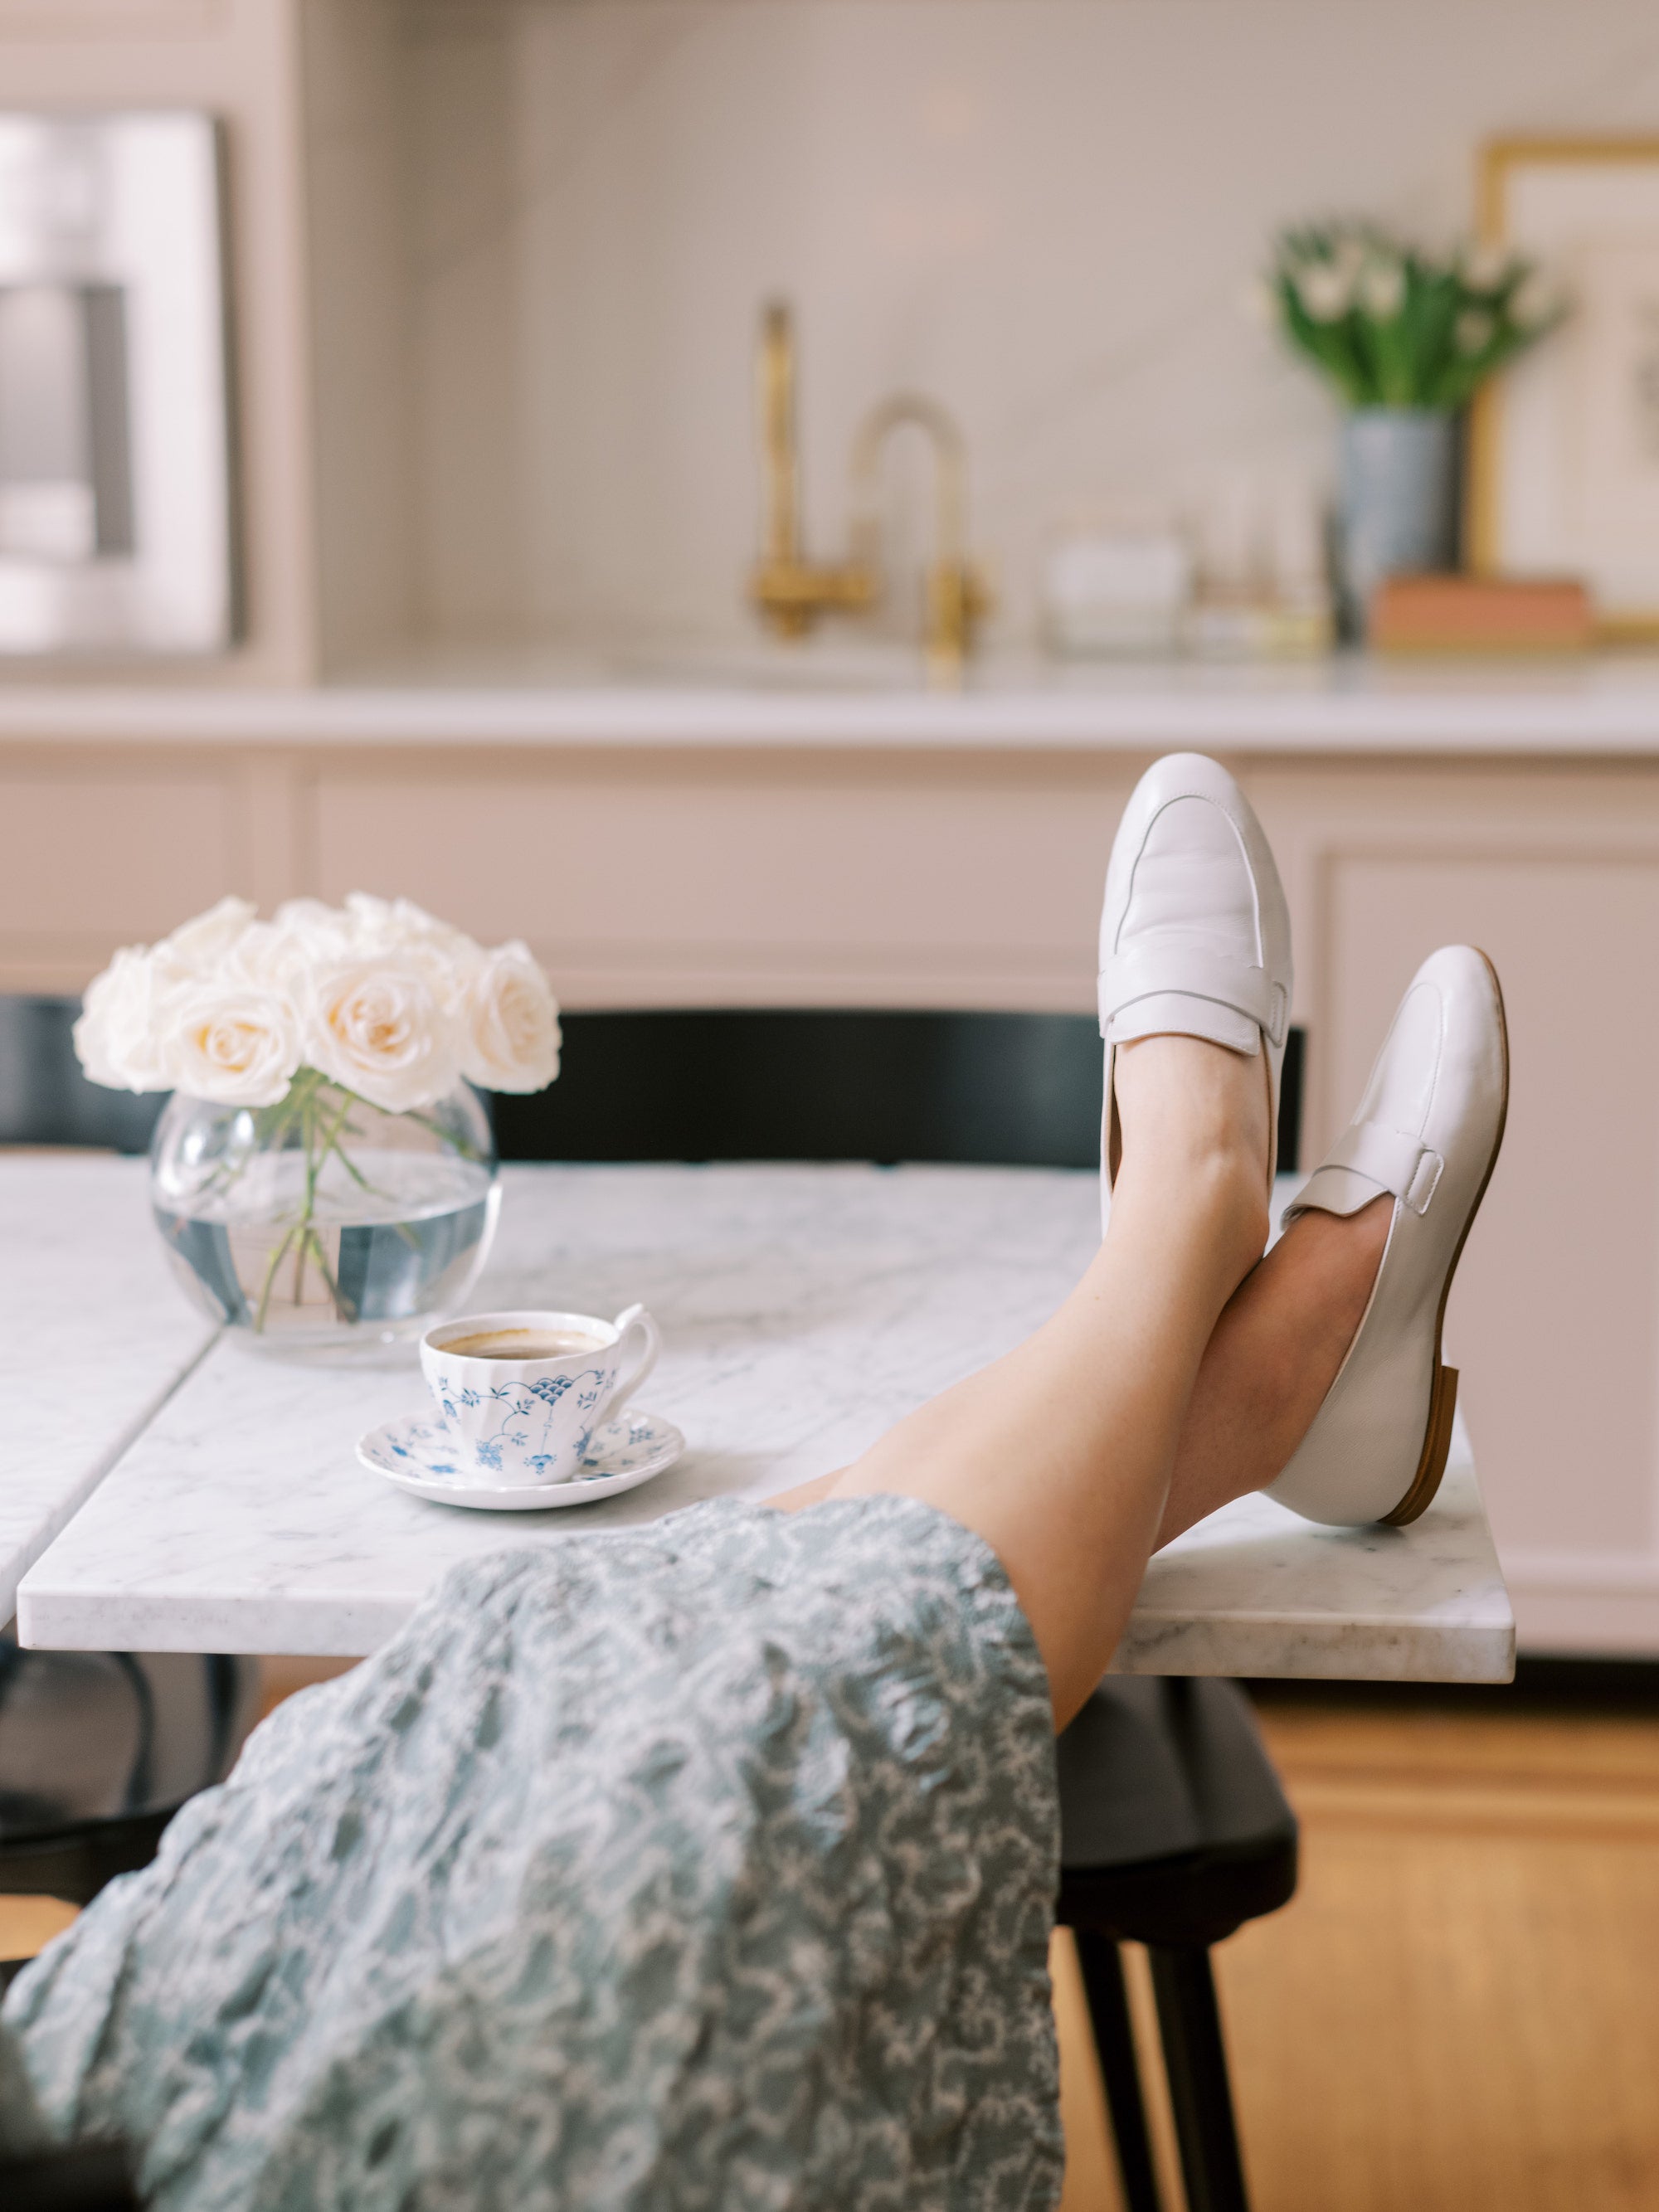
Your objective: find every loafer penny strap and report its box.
[1098,944,1287,1047]
[1288,1119,1445,1221]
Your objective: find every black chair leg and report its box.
[1148,1945,1250,2212]
[1073,1930,1164,2212]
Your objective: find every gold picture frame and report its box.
[1469,137,1659,641]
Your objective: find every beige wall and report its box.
[312,0,1659,665]
[20,1,1659,675]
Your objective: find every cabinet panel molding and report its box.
[311,761,1131,1009]
[1315,840,1659,1629]
[0,768,241,984]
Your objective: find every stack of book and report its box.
[1369,575,1592,653]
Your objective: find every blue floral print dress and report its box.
[1,1495,1063,2210]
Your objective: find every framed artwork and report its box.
[1469,138,1659,639]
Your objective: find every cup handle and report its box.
[608,1304,660,1414]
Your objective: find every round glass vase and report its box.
[149,1072,499,1355]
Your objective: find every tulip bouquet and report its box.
[78,895,559,1336]
[1269,223,1563,411]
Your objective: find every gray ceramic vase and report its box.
[1336,408,1458,639]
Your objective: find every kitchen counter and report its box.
[7,649,1659,752]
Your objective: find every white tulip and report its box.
[459,942,561,1094]
[73,946,181,1093]
[1295,263,1352,323]
[167,980,302,1107]
[304,955,460,1114]
[1359,259,1405,319]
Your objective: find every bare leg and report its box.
[1154,1194,1392,1547]
[769,1199,1391,1539]
[826,1033,1271,1726]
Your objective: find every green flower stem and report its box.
[254,1223,298,1333]
[224,1067,474,1331]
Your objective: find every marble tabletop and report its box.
[15,1159,1513,1681]
[0,1155,216,1626]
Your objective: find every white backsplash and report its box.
[308,0,1659,664]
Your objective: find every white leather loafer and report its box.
[1098,752,1293,1227]
[1267,945,1509,1528]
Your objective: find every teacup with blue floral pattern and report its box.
[421,1305,661,1485]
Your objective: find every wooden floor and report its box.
[1058,1689,1659,2211]
[6,1683,1659,2209]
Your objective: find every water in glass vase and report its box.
[150,1077,500,1351]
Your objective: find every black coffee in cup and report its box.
[440,1327,606,1360]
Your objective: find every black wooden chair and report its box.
[0,997,164,1154]
[0,1646,260,1962]
[0,2141,138,2210]
[497,1006,1304,2212]
[1058,1677,1297,2212]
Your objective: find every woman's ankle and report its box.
[1111,1033,1271,1281]
[1114,1034,1271,1185]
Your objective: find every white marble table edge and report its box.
[2,1328,220,1626]
[17,1591,1517,1682]
[1112,1612,1516,1684]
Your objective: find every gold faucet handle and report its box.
[752,556,878,637]
[927,559,995,662]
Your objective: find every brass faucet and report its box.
[751,302,875,638]
[749,300,991,669]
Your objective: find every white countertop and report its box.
[15,1160,1513,1680]
[5,648,1659,753]
[0,1155,216,1625]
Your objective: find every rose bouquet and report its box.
[76,892,559,1108]
[80,895,559,1341]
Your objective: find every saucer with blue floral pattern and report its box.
[358,1407,685,1510]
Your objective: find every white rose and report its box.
[458,941,561,1093]
[166,980,302,1107]
[345,892,478,959]
[225,918,305,993]
[270,898,356,960]
[304,955,460,1112]
[73,946,182,1093]
[153,895,257,980]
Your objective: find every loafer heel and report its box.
[1384,1362,1459,1529]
